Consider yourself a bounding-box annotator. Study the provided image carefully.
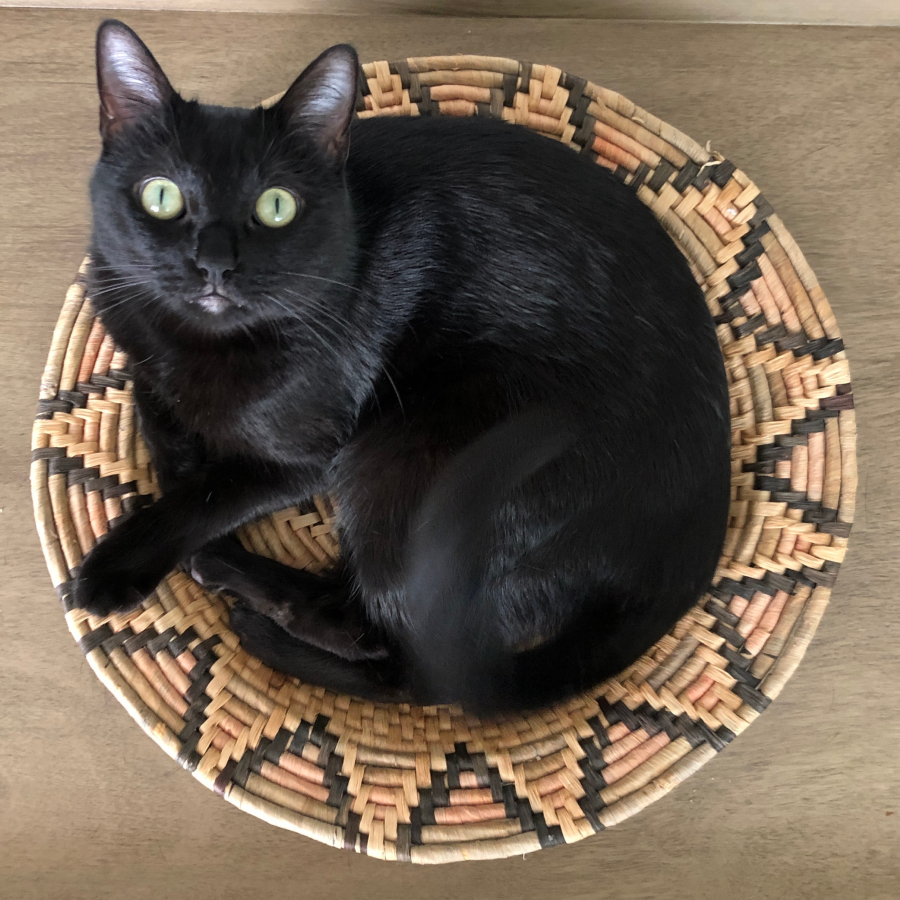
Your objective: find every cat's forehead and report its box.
[173,101,273,173]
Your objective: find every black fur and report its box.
[77,20,731,713]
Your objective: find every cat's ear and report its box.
[277,44,359,165]
[96,20,173,142]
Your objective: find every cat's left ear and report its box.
[96,20,174,143]
[277,44,359,165]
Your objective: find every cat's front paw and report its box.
[74,531,174,617]
[74,568,145,618]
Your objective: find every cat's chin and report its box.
[191,293,233,315]
[180,293,251,336]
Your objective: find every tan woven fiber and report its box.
[30,56,855,863]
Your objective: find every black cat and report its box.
[76,20,731,713]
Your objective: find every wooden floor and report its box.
[1,8,898,898]
[3,0,900,27]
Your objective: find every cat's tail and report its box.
[402,406,578,712]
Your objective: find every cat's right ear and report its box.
[96,20,173,143]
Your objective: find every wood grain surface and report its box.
[0,8,897,898]
[1,0,899,27]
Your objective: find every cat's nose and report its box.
[194,223,237,289]
[198,261,233,288]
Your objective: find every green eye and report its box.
[255,187,298,228]
[140,178,184,220]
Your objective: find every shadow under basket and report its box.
[30,56,857,863]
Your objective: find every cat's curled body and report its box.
[77,21,731,713]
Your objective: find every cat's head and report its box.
[89,20,359,339]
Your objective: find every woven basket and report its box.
[30,56,856,863]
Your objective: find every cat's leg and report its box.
[133,377,206,492]
[227,603,408,702]
[74,459,321,617]
[190,536,389,662]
